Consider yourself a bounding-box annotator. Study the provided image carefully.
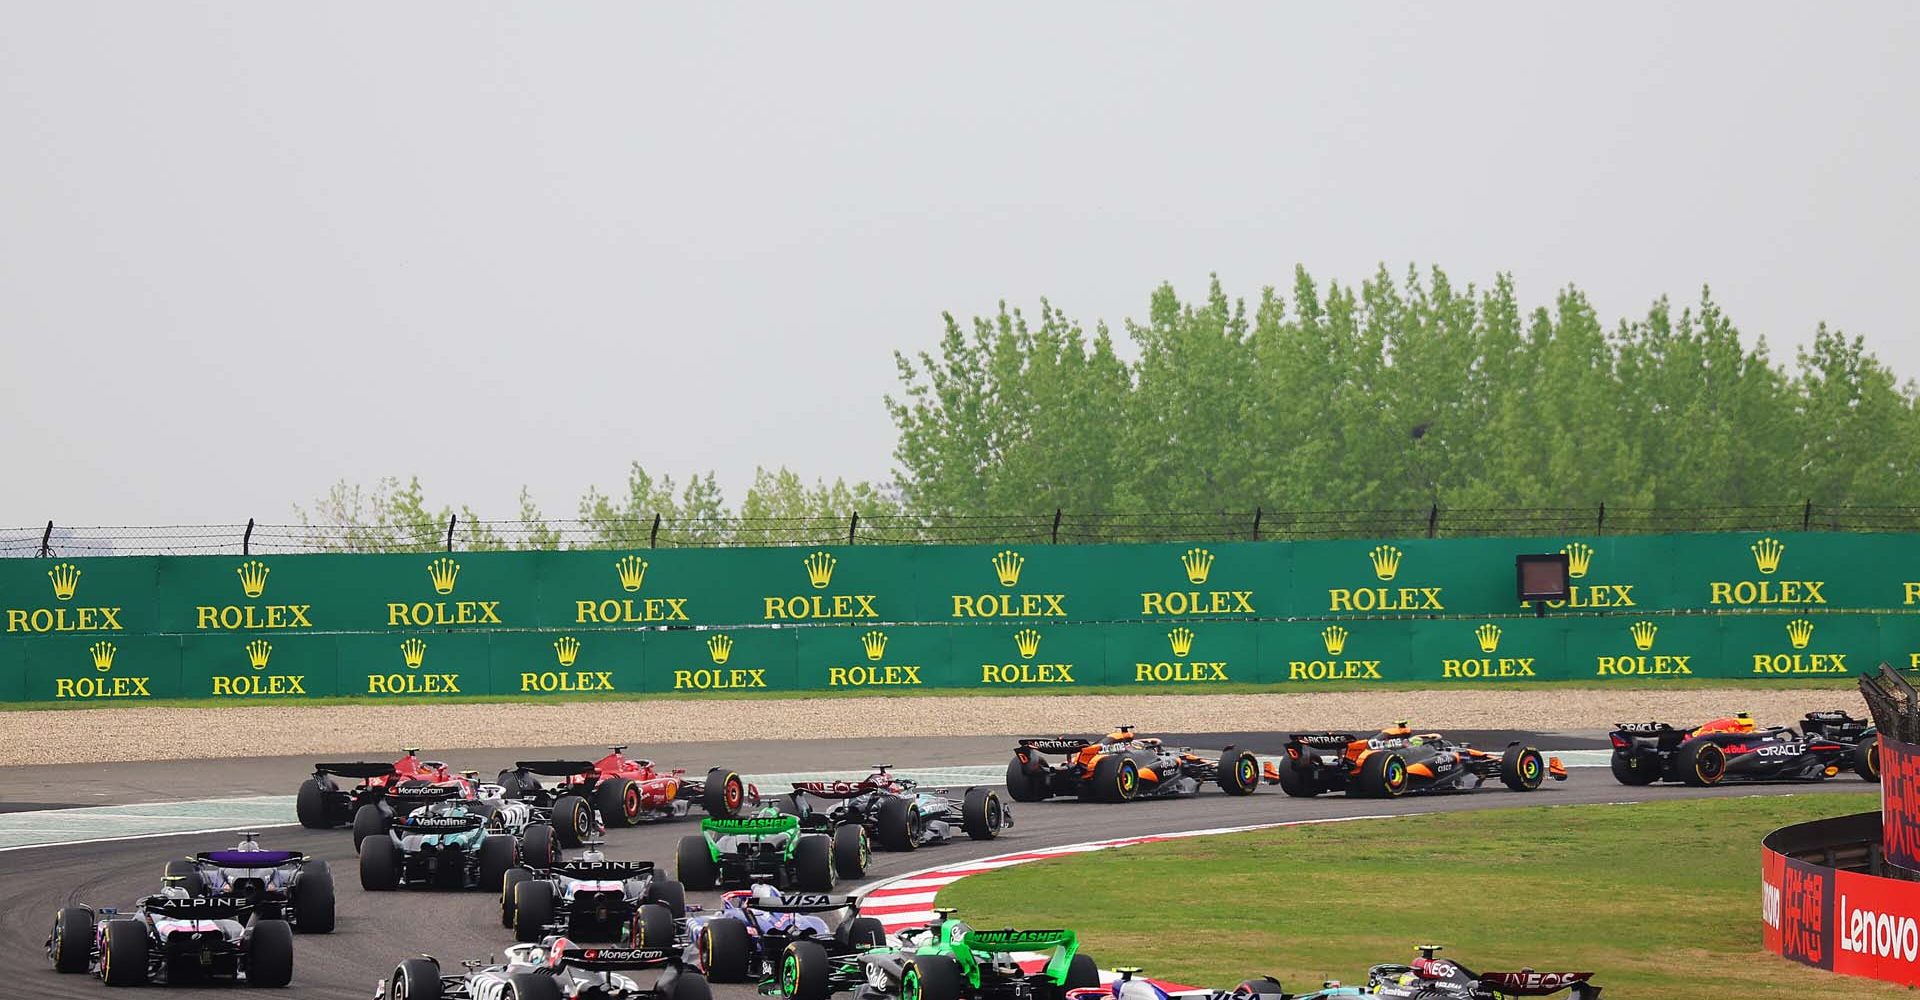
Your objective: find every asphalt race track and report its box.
[0,731,1868,999]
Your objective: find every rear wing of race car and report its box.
[1802,711,1871,743]
[512,759,597,777]
[196,850,305,867]
[791,780,883,800]
[744,892,859,915]
[387,783,463,803]
[1475,971,1599,999]
[312,761,397,780]
[1287,733,1358,749]
[1608,722,1686,749]
[394,811,483,833]
[550,944,674,972]
[701,815,798,837]
[964,928,1078,953]
[550,860,654,879]
[147,896,249,921]
[1016,737,1099,755]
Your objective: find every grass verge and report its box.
[938,794,1898,999]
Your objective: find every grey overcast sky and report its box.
[2,3,1916,527]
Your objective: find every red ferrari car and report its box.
[296,748,480,846]
[496,746,757,829]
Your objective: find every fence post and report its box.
[1051,508,1063,544]
[1597,502,1606,535]
[38,520,53,558]
[1803,499,1813,531]
[848,512,859,545]
[243,518,255,556]
[1252,507,1263,542]
[649,513,661,549]
[445,514,457,552]
[1426,504,1439,539]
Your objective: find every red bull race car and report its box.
[1271,724,1564,799]
[496,746,756,830]
[1607,709,1879,786]
[1005,728,1260,802]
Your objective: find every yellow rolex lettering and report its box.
[1709,580,1828,606]
[1751,653,1848,675]
[212,674,307,696]
[673,668,767,690]
[1132,662,1231,683]
[1287,659,1383,681]
[1906,583,1920,605]
[6,607,125,633]
[1597,655,1692,677]
[980,663,1074,684]
[54,676,151,699]
[826,665,922,687]
[1327,588,1443,613]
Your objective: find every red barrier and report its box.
[1883,734,1920,872]
[1764,808,1920,986]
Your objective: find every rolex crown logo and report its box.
[245,639,272,670]
[1628,620,1658,652]
[1168,627,1195,658]
[707,634,734,665]
[1181,548,1215,585]
[400,637,428,669]
[1013,628,1042,660]
[1321,625,1349,657]
[1751,537,1785,575]
[615,555,649,593]
[235,559,270,598]
[89,640,116,672]
[861,630,888,662]
[992,550,1025,588]
[803,551,837,590]
[427,557,460,595]
[554,636,581,668]
[1369,545,1403,582]
[1562,542,1594,580]
[48,563,81,601]
[1474,623,1502,654]
[1787,618,1814,650]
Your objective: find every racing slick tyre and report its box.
[245,917,295,987]
[635,903,676,950]
[878,796,921,851]
[351,803,386,851]
[666,970,714,1000]
[704,767,748,818]
[508,972,564,1000]
[650,877,687,919]
[677,835,718,889]
[839,916,886,950]
[163,859,208,896]
[391,958,444,1000]
[478,833,516,892]
[1091,755,1140,803]
[962,787,1005,840]
[1609,749,1659,786]
[290,859,336,933]
[501,868,532,928]
[49,906,93,973]
[699,916,752,982]
[1217,749,1260,796]
[1233,978,1287,997]
[834,823,871,876]
[782,938,833,1000]
[1501,746,1547,792]
[1004,756,1048,802]
[1679,741,1727,787]
[296,778,332,829]
[597,777,642,828]
[1276,751,1322,798]
[904,953,966,1000]
[512,880,555,942]
[520,823,557,868]
[1063,954,1101,993]
[101,918,149,986]
[1357,751,1409,798]
[794,834,837,891]
[1856,740,1882,783]
[551,795,593,847]
[360,834,401,890]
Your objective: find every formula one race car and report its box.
[359,786,520,892]
[1608,709,1879,787]
[162,832,335,933]
[1004,728,1260,803]
[48,883,295,988]
[684,885,885,992]
[837,909,1098,1000]
[503,841,687,945]
[677,812,839,892]
[1272,724,1565,799]
[785,765,1008,853]
[378,937,714,1000]
[297,747,478,835]
[345,772,494,850]
[497,746,757,834]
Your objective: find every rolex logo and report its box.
[992,550,1025,588]
[1787,618,1814,650]
[245,639,272,670]
[615,555,648,593]
[427,557,460,595]
[861,630,888,661]
[1369,545,1402,582]
[1013,628,1042,660]
[48,563,81,601]
[1630,620,1658,651]
[400,637,428,669]
[1321,625,1348,657]
[1562,542,1594,580]
[235,560,270,598]
[1475,623,1502,654]
[1168,627,1195,658]
[1751,537,1785,575]
[1181,548,1214,585]
[554,636,580,668]
[89,640,115,671]
[707,634,734,665]
[803,551,837,590]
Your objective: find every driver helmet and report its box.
[236,834,261,852]
[580,841,606,863]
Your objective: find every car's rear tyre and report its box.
[246,918,294,987]
[478,834,515,891]
[1501,746,1547,792]
[552,795,592,847]
[101,918,149,986]
[1217,749,1259,796]
[705,768,747,817]
[962,787,1004,840]
[839,916,886,950]
[1091,755,1139,803]
[1004,756,1048,802]
[351,803,386,851]
[163,859,208,896]
[877,796,919,850]
[1679,741,1727,787]
[668,971,713,1000]
[508,972,563,1000]
[597,777,641,828]
[291,860,336,933]
[794,834,836,891]
[833,823,870,876]
[1233,977,1287,997]
[520,823,556,869]
[501,868,531,928]
[782,938,833,1000]
[634,903,676,950]
[1277,749,1322,798]
[1063,954,1100,992]
[50,906,93,973]
[296,778,332,829]
[699,917,752,982]
[1856,740,1882,783]
[650,877,687,919]
[904,954,965,1000]
[512,880,554,942]
[678,835,719,889]
[392,958,443,1000]
[1357,752,1409,798]
[359,834,400,891]
[1609,749,1659,786]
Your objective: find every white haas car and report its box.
[48,882,295,988]
[378,936,712,1000]
[501,840,686,946]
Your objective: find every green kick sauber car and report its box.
[785,909,1098,1000]
[677,813,839,891]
